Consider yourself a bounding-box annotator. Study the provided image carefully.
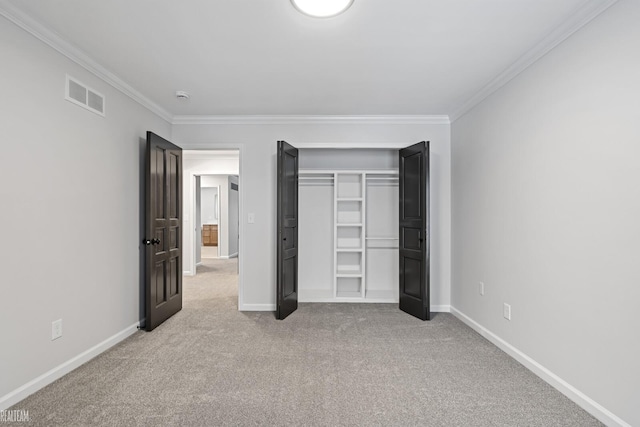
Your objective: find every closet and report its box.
[298,150,400,302]
[276,141,430,321]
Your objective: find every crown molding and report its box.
[171,115,450,126]
[0,0,173,123]
[449,0,619,123]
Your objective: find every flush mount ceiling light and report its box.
[291,0,354,18]
[176,91,190,100]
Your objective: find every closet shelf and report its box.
[336,273,363,278]
[336,223,363,227]
[336,248,363,252]
[337,198,363,201]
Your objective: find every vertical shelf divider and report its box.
[333,173,340,298]
[361,172,366,298]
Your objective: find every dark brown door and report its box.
[399,141,430,320]
[144,132,183,331]
[276,140,298,320]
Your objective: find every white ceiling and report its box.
[2,0,613,118]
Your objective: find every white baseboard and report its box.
[238,303,450,312]
[239,303,275,311]
[217,255,230,260]
[450,307,631,427]
[0,322,140,411]
[229,252,238,259]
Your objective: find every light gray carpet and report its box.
[10,258,601,426]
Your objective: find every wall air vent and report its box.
[65,75,105,116]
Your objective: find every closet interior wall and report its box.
[298,149,399,303]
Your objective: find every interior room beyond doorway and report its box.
[197,174,239,263]
[182,150,240,279]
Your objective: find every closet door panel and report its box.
[399,141,430,321]
[276,141,298,320]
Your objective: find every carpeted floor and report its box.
[10,258,601,426]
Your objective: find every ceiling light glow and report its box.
[291,0,354,18]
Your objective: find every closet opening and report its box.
[276,142,430,321]
[298,148,400,303]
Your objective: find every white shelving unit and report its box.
[335,172,366,299]
[298,167,399,303]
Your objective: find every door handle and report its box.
[143,239,152,246]
[152,239,161,245]
[143,239,161,245]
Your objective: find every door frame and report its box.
[288,141,431,306]
[182,147,244,311]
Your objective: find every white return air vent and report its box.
[65,75,105,116]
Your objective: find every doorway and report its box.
[182,149,242,307]
[276,142,431,321]
[197,176,239,262]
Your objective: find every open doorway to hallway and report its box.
[197,175,239,263]
[183,150,241,305]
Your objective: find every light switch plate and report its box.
[503,303,511,321]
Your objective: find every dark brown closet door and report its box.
[276,140,299,320]
[399,141,430,321]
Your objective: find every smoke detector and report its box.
[176,91,190,100]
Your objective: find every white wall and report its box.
[172,121,451,311]
[0,17,170,405]
[195,176,202,264]
[450,1,640,425]
[200,187,218,225]
[228,175,239,257]
[201,175,229,258]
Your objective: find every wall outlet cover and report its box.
[51,319,63,340]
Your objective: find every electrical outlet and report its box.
[503,303,511,321]
[479,282,485,296]
[52,319,63,340]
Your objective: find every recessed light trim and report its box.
[291,0,354,18]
